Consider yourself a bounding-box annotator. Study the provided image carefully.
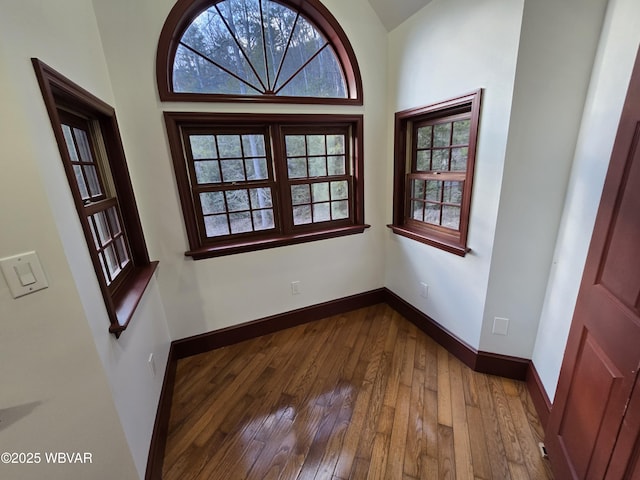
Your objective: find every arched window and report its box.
[157,0,362,104]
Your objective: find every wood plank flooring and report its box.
[162,304,554,479]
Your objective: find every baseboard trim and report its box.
[526,361,552,429]
[172,289,387,360]
[382,288,529,380]
[146,286,534,478]
[145,345,177,480]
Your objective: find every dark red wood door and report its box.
[545,47,640,480]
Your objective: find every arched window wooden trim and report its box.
[156,0,363,104]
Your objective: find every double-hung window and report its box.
[33,59,157,337]
[389,90,482,256]
[165,113,366,258]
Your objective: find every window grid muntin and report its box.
[86,200,132,287]
[184,128,278,240]
[171,0,348,99]
[283,128,353,227]
[60,119,107,202]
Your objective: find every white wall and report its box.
[532,0,640,401]
[0,1,171,478]
[480,0,608,358]
[385,0,525,349]
[91,0,389,341]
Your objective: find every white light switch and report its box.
[0,251,48,298]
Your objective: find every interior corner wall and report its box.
[0,1,172,478]
[532,0,640,402]
[384,0,524,349]
[90,0,389,342]
[480,0,608,359]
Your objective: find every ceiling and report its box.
[367,0,433,31]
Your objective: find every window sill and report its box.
[186,224,370,260]
[110,261,159,337]
[387,224,468,257]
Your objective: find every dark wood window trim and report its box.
[33,58,158,337]
[164,112,368,259]
[156,0,363,105]
[389,90,482,256]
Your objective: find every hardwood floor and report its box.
[162,304,554,479]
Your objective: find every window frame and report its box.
[389,90,482,256]
[156,0,363,104]
[33,58,158,337]
[164,112,368,259]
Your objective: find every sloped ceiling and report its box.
[367,0,433,31]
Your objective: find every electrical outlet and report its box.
[291,281,301,295]
[420,282,429,299]
[492,317,509,336]
[148,353,156,376]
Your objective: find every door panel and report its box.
[546,47,640,480]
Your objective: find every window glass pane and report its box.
[308,157,327,177]
[328,156,346,175]
[62,125,79,162]
[412,201,424,221]
[442,205,461,229]
[263,0,296,85]
[275,16,325,91]
[331,200,349,220]
[431,149,450,171]
[106,207,122,236]
[249,188,273,209]
[200,191,227,215]
[104,244,120,278]
[252,210,274,231]
[115,237,130,266]
[307,135,326,156]
[443,181,463,205]
[74,165,89,199]
[425,180,442,202]
[85,165,102,198]
[327,135,345,155]
[277,46,347,98]
[291,184,311,205]
[330,181,348,200]
[195,160,222,184]
[190,135,218,159]
[225,189,250,212]
[453,119,470,145]
[433,123,452,147]
[417,126,432,149]
[451,147,468,171]
[312,182,330,202]
[229,212,253,233]
[412,179,425,200]
[220,159,246,182]
[217,135,242,158]
[242,135,266,157]
[245,158,268,180]
[94,211,111,246]
[313,202,331,222]
[287,158,307,178]
[416,151,430,171]
[74,128,93,163]
[285,135,306,156]
[424,203,441,225]
[293,205,312,225]
[88,217,100,248]
[99,254,111,285]
[205,214,230,237]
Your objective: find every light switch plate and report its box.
[0,251,49,298]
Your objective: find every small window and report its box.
[33,59,157,337]
[164,113,367,258]
[389,90,482,256]
[157,0,362,104]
